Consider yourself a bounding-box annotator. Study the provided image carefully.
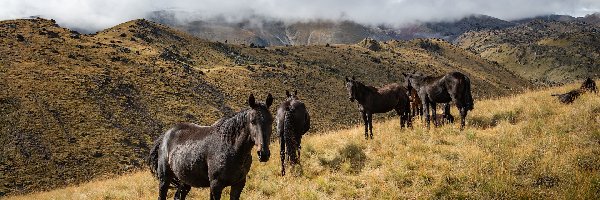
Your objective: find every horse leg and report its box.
[431,102,438,127]
[406,106,412,128]
[158,176,171,200]
[230,178,246,200]
[367,113,373,139]
[157,157,172,200]
[460,107,468,131]
[286,134,298,165]
[209,181,224,200]
[423,100,430,129]
[174,184,191,200]
[279,125,286,176]
[296,134,302,162]
[419,104,423,122]
[395,108,404,129]
[362,111,368,139]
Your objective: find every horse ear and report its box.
[294,90,297,96]
[266,93,274,108]
[248,94,257,108]
[285,90,291,97]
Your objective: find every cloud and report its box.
[1,0,599,32]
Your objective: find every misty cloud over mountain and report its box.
[1,0,600,32]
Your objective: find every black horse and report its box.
[276,90,310,176]
[148,94,274,200]
[580,77,597,93]
[403,72,473,130]
[345,76,411,139]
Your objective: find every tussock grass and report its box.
[5,88,599,199]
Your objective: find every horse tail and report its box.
[464,76,474,111]
[297,103,310,134]
[303,109,311,134]
[147,133,164,179]
[283,107,298,164]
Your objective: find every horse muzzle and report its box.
[257,150,270,162]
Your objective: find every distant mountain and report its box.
[147,11,519,46]
[423,15,516,41]
[512,14,577,24]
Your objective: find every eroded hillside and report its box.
[0,18,529,195]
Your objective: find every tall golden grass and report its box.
[6,84,599,200]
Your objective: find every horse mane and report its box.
[353,80,377,97]
[422,74,444,84]
[213,109,251,143]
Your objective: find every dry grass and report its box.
[6,84,599,199]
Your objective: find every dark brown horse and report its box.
[552,90,581,104]
[345,76,411,139]
[580,77,597,93]
[276,90,310,176]
[403,72,474,130]
[148,94,274,200]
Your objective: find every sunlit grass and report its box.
[6,84,599,199]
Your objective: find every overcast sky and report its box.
[1,0,599,32]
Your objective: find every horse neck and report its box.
[354,83,373,103]
[215,110,254,155]
[410,77,428,90]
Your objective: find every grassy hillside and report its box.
[456,20,600,85]
[5,83,599,199]
[0,18,529,195]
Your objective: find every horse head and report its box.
[285,90,299,101]
[248,93,274,162]
[402,72,414,94]
[345,76,359,102]
[403,71,426,92]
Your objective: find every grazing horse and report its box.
[148,94,274,200]
[276,90,311,176]
[345,76,411,139]
[552,90,581,104]
[403,72,474,130]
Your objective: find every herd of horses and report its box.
[146,73,599,199]
[148,71,477,200]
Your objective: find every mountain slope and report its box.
[456,20,600,85]
[0,18,529,195]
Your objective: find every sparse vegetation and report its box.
[5,84,599,199]
[457,20,600,85]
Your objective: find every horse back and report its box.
[445,72,474,109]
[277,100,310,134]
[167,123,214,145]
